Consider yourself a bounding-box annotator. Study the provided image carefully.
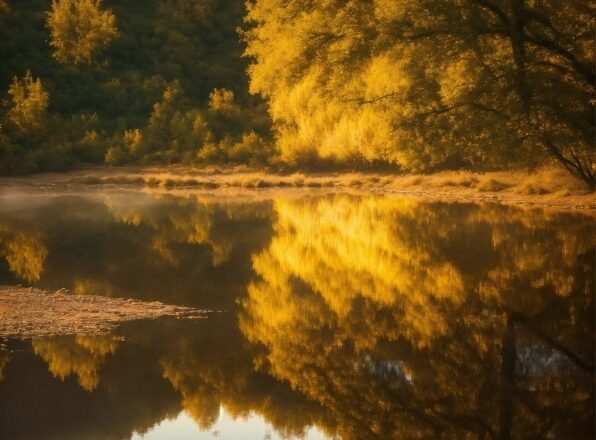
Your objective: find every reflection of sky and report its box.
[517,345,577,377]
[131,407,331,440]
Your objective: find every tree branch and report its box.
[523,34,595,86]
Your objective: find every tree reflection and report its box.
[102,194,272,269]
[0,194,593,439]
[0,193,273,309]
[0,222,47,283]
[159,317,330,437]
[0,325,180,440]
[240,195,595,439]
[32,335,118,391]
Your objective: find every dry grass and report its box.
[384,167,587,194]
[476,177,513,192]
[1,165,593,209]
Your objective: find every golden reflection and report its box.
[159,329,328,437]
[246,196,466,348]
[102,195,266,268]
[0,222,47,283]
[73,278,115,296]
[239,195,594,439]
[32,335,118,391]
[0,194,592,439]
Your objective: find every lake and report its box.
[0,189,593,439]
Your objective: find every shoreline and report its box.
[0,166,594,211]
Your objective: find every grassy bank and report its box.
[0,166,594,210]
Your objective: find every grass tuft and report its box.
[477,178,512,192]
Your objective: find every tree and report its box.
[208,88,239,113]
[6,70,49,135]
[46,0,117,65]
[244,0,595,184]
[143,81,212,163]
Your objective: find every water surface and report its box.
[0,190,593,439]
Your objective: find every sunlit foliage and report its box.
[46,0,117,65]
[208,88,238,113]
[6,71,48,135]
[2,0,592,179]
[244,0,595,183]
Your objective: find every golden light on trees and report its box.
[6,71,49,135]
[244,0,595,184]
[46,0,117,65]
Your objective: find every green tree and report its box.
[46,0,117,65]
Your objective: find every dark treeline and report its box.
[0,0,594,185]
[0,0,272,173]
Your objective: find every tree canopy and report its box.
[243,0,595,183]
[47,0,118,65]
[0,0,270,174]
[6,71,49,135]
[0,0,593,183]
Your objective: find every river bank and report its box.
[0,165,594,210]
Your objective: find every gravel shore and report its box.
[0,285,206,338]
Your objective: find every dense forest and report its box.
[0,0,594,185]
[0,0,272,173]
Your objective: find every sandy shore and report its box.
[0,286,206,338]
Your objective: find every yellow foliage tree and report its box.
[46,0,117,65]
[6,71,49,135]
[244,0,595,183]
[208,88,239,114]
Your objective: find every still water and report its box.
[0,190,593,439]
